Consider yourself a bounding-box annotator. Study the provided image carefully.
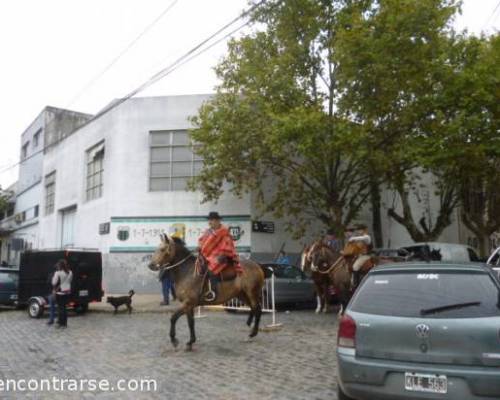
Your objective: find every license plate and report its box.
[405,372,447,394]
[79,290,89,297]
[9,294,17,300]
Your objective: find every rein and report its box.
[313,255,345,274]
[159,253,195,272]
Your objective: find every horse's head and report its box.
[310,242,338,273]
[342,240,368,257]
[148,233,177,271]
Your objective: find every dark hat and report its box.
[207,211,222,220]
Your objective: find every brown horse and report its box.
[148,234,265,351]
[301,242,334,313]
[305,242,353,314]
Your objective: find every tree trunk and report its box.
[370,179,383,247]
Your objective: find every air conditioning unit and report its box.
[14,213,23,224]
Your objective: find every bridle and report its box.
[308,242,344,274]
[158,253,195,272]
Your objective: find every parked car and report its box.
[336,262,500,400]
[0,268,19,306]
[400,242,480,262]
[18,249,103,318]
[373,248,410,261]
[260,263,316,305]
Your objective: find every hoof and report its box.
[249,330,258,338]
[185,343,193,352]
[315,308,321,314]
[171,338,179,348]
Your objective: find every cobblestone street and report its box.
[0,307,339,400]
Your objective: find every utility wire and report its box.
[67,0,180,108]
[0,0,267,177]
[482,0,500,31]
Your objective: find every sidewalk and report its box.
[89,294,180,314]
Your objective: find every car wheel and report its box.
[337,385,356,400]
[28,298,44,319]
[74,303,88,314]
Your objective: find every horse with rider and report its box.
[302,224,397,314]
[149,211,265,351]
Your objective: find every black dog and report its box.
[106,290,135,314]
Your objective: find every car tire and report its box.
[337,385,356,400]
[74,303,89,315]
[28,298,44,319]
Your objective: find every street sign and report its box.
[252,220,275,234]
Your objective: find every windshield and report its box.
[350,271,500,318]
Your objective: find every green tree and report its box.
[437,34,500,256]
[335,0,465,242]
[190,0,373,237]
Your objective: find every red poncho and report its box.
[198,225,242,274]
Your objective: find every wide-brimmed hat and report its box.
[207,211,222,220]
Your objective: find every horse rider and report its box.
[348,224,373,273]
[323,229,341,252]
[198,211,240,301]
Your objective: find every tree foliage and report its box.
[190,0,499,245]
[190,0,372,237]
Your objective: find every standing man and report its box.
[51,259,72,328]
[159,268,175,306]
[198,212,240,301]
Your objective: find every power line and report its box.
[66,0,180,108]
[482,0,500,31]
[0,0,268,177]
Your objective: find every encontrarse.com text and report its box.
[0,377,157,392]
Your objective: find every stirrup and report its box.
[204,280,216,302]
[204,290,216,302]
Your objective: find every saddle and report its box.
[196,255,239,302]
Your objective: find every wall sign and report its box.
[109,215,252,253]
[252,220,275,234]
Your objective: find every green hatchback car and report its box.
[337,262,500,400]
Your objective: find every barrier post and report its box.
[265,272,282,330]
[195,306,206,319]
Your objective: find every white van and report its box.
[401,242,480,262]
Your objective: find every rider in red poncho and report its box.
[198,212,241,301]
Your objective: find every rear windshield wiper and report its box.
[420,301,481,316]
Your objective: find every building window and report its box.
[21,142,29,159]
[149,130,203,191]
[45,172,56,215]
[34,205,39,218]
[86,142,105,201]
[33,129,41,148]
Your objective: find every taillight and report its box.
[338,314,356,348]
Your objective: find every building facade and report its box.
[1,94,495,294]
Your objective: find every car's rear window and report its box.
[350,271,500,318]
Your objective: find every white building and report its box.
[0,107,92,265]
[32,95,304,293]
[1,94,492,293]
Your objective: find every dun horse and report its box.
[148,234,265,351]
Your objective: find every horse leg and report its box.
[170,307,185,348]
[322,284,329,314]
[247,288,262,338]
[315,294,321,314]
[249,302,262,338]
[185,307,196,352]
